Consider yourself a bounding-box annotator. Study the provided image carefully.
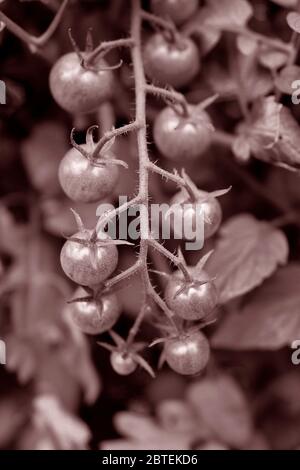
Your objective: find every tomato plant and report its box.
[110,351,137,376]
[2,0,300,452]
[144,33,200,88]
[170,188,223,240]
[153,104,213,161]
[59,146,119,203]
[164,331,210,375]
[150,0,199,26]
[67,287,121,335]
[165,269,218,321]
[60,229,118,286]
[49,52,114,114]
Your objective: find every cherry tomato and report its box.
[170,189,222,240]
[154,105,213,161]
[60,229,118,286]
[110,351,137,376]
[151,0,199,25]
[165,269,218,321]
[144,33,200,89]
[49,52,114,114]
[59,146,119,203]
[68,287,121,335]
[164,331,210,375]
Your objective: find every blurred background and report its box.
[1,0,300,450]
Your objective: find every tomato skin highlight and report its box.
[154,105,213,161]
[60,230,118,286]
[110,351,137,375]
[67,287,121,335]
[165,270,218,321]
[164,331,210,375]
[144,33,200,89]
[59,147,119,203]
[151,0,199,26]
[170,190,223,240]
[49,52,114,114]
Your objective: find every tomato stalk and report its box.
[0,0,69,51]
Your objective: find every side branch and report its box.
[0,0,69,48]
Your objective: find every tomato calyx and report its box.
[65,210,132,271]
[171,249,216,299]
[70,127,128,170]
[67,28,123,73]
[98,330,155,377]
[177,170,232,205]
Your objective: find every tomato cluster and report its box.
[50,0,225,377]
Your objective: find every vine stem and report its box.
[129,0,177,328]
[85,37,135,66]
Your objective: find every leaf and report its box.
[205,0,253,29]
[286,11,300,33]
[212,264,300,350]
[274,65,300,94]
[246,96,300,170]
[206,214,289,303]
[187,375,253,447]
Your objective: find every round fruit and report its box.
[154,105,213,161]
[151,0,199,26]
[165,269,218,321]
[59,146,119,203]
[49,52,114,114]
[170,189,222,240]
[164,331,210,375]
[144,33,200,89]
[110,351,137,376]
[68,287,121,335]
[60,230,118,286]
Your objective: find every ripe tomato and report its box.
[67,287,121,335]
[110,351,137,376]
[164,331,210,375]
[60,229,118,286]
[144,33,200,89]
[151,0,199,25]
[59,146,119,203]
[49,52,114,114]
[153,105,213,161]
[170,189,222,240]
[165,269,218,321]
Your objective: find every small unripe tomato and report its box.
[153,105,213,161]
[144,33,200,89]
[151,0,199,26]
[170,190,222,240]
[60,230,118,286]
[67,287,121,335]
[165,269,218,321]
[49,52,114,114]
[110,351,137,376]
[164,331,210,375]
[59,146,119,203]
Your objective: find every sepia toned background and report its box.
[1,0,300,451]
